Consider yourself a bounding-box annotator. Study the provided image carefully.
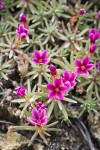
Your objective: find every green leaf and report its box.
[51,59,67,69]
[37,84,48,92]
[27,79,31,94]
[46,128,62,131]
[35,92,48,97]
[24,110,32,117]
[28,131,38,146]
[87,82,94,92]
[13,126,35,131]
[58,101,68,120]
[12,99,26,103]
[46,121,58,127]
[47,101,55,118]
[64,97,77,103]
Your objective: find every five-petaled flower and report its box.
[36,102,46,111]
[75,56,94,75]
[15,86,26,97]
[47,78,68,100]
[32,50,50,65]
[89,28,100,43]
[62,70,76,89]
[79,9,86,15]
[16,24,29,39]
[28,108,47,126]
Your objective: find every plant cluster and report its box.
[0,0,100,146]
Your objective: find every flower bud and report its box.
[89,44,97,53]
[79,9,86,15]
[20,13,27,22]
[36,102,46,111]
[49,64,56,76]
[15,86,26,97]
[89,28,100,43]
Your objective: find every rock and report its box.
[33,144,44,150]
[88,114,100,142]
[0,132,29,150]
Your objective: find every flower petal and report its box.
[86,64,94,70]
[82,56,90,66]
[31,108,39,120]
[27,117,34,124]
[42,58,50,64]
[54,78,61,87]
[76,68,82,74]
[41,117,47,124]
[59,86,68,92]
[48,91,56,99]
[32,58,39,64]
[40,110,46,120]
[41,50,48,59]
[57,92,64,100]
[75,59,81,67]
[70,73,76,82]
[33,50,40,59]
[63,70,70,80]
[81,70,89,76]
[47,84,55,91]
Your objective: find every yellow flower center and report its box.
[55,88,59,92]
[37,119,41,125]
[81,65,85,70]
[39,59,42,63]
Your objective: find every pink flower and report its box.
[28,108,47,126]
[97,61,100,74]
[79,9,86,15]
[89,28,100,43]
[16,24,29,38]
[20,13,27,22]
[0,0,3,9]
[15,86,26,97]
[36,102,46,111]
[49,64,56,76]
[89,44,97,53]
[98,11,100,19]
[47,78,68,100]
[75,56,94,75]
[32,50,50,65]
[62,70,76,89]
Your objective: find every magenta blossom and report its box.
[28,108,47,126]
[79,9,86,15]
[47,78,68,100]
[16,24,29,38]
[36,102,46,111]
[20,13,27,22]
[0,0,3,9]
[15,86,26,97]
[89,28,100,43]
[98,11,100,19]
[49,64,56,76]
[62,70,76,89]
[97,61,100,74]
[32,50,50,65]
[75,56,94,75]
[89,44,97,53]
